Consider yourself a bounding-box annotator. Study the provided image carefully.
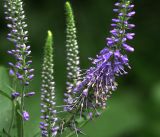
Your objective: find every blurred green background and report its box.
[0,0,160,137]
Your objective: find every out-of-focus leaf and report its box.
[2,128,11,137]
[32,131,41,137]
[0,66,12,132]
[78,92,144,137]
[0,66,11,94]
[152,82,160,105]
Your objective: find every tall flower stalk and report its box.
[40,31,59,137]
[4,0,34,136]
[70,0,135,118]
[64,2,81,112]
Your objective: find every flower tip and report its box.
[65,1,71,7]
[65,1,72,14]
[48,30,52,37]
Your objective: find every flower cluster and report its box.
[40,31,59,137]
[4,0,34,123]
[64,2,81,111]
[4,0,34,86]
[69,0,135,115]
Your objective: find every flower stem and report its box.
[8,101,15,134]
[20,86,25,137]
[65,119,89,137]
[16,102,22,137]
[16,86,25,137]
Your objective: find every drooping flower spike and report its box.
[40,31,59,137]
[70,0,135,115]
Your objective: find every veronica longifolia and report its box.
[4,0,34,125]
[40,31,59,137]
[64,2,81,112]
[70,0,136,116]
[4,0,34,86]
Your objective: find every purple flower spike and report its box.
[69,0,136,115]
[4,0,35,132]
[23,111,29,121]
[4,0,34,86]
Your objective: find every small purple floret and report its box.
[11,92,20,99]
[22,111,29,121]
[25,92,35,97]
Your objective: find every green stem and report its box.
[62,107,87,137]
[65,120,89,137]
[8,101,15,134]
[20,86,25,137]
[16,103,21,137]
[16,86,25,137]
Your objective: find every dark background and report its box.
[0,0,160,137]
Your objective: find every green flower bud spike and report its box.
[64,2,81,110]
[40,31,59,137]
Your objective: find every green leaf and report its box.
[32,131,41,137]
[0,66,12,132]
[75,117,85,124]
[0,90,11,100]
[0,66,11,93]
[152,82,160,105]
[2,128,11,137]
[78,93,143,137]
